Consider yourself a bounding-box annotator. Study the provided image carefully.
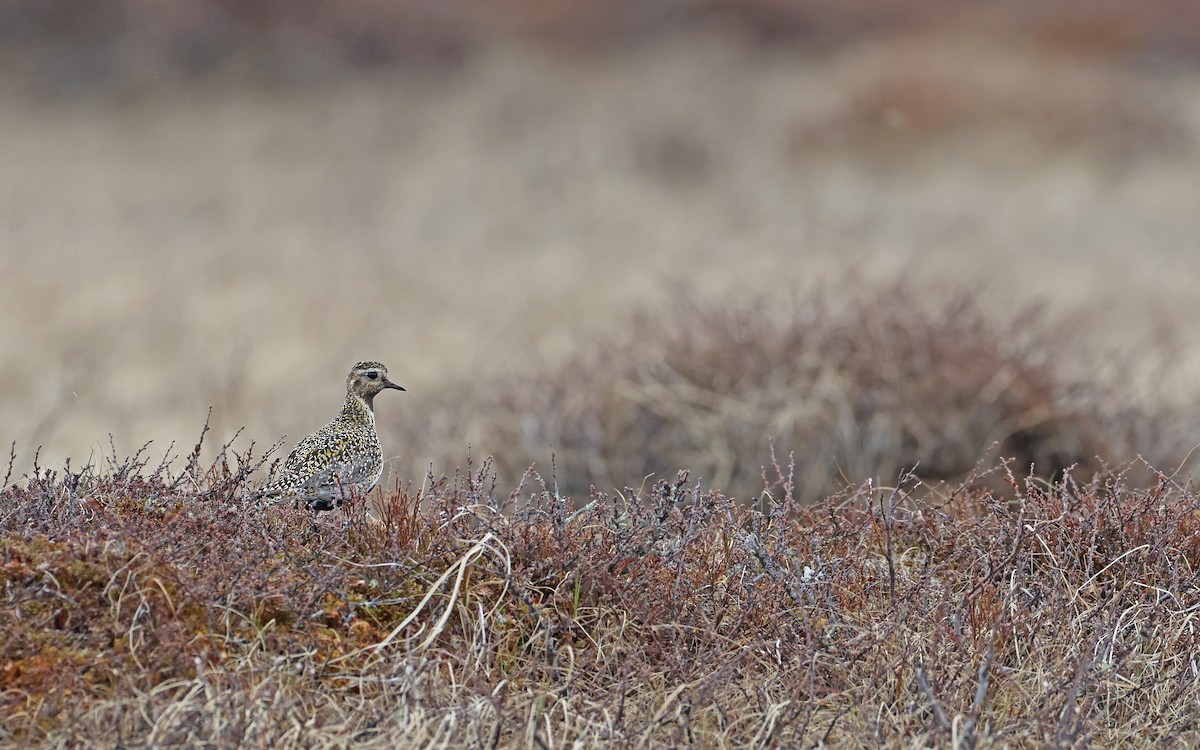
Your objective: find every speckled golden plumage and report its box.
[266,361,404,512]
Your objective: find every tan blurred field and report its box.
[3,15,1200,487]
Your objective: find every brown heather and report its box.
[4,443,1200,748]
[4,292,1200,748]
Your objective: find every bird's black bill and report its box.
[384,380,406,391]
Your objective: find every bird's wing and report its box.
[282,428,376,485]
[281,429,328,473]
[263,425,335,495]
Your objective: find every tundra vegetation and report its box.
[4,290,1199,749]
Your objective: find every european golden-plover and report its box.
[266,361,404,512]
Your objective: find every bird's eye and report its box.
[367,371,379,380]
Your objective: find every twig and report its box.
[914,664,952,733]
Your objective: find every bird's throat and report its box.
[342,392,376,423]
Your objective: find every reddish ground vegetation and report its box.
[3,437,1200,747]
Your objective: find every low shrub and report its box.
[396,286,1119,501]
[3,438,1200,747]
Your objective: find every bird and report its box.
[265,361,405,512]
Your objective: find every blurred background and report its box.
[2,0,1200,496]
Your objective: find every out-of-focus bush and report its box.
[397,285,1144,501]
[3,0,1198,91]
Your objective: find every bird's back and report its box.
[270,413,384,511]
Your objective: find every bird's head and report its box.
[347,361,405,403]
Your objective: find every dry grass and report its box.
[4,426,1200,748]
